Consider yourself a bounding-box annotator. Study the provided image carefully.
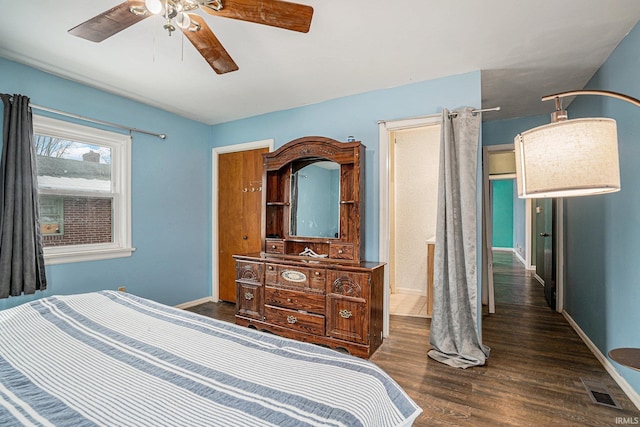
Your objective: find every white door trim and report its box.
[378,115,441,337]
[211,139,274,302]
[482,146,495,313]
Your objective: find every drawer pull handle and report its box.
[268,266,274,270]
[244,292,254,301]
[339,309,353,319]
[286,298,292,302]
[314,271,320,276]
[287,315,297,324]
[338,249,343,254]
[271,245,277,249]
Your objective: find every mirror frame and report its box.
[261,136,365,263]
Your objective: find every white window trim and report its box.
[33,115,133,265]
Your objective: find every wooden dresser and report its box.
[233,136,385,358]
[234,254,384,358]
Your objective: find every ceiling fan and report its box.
[68,0,314,74]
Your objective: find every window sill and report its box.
[44,246,135,265]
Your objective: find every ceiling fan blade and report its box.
[182,14,239,74]
[202,0,313,33]
[68,1,149,42]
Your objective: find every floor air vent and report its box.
[581,378,622,409]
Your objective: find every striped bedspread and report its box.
[0,291,421,426]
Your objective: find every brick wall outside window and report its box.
[43,197,112,247]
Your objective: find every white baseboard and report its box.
[513,250,526,267]
[393,287,426,297]
[175,296,215,309]
[562,310,640,410]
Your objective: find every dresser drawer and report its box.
[308,268,326,292]
[265,240,285,254]
[265,263,279,285]
[326,295,367,344]
[265,287,325,314]
[265,265,326,292]
[326,270,370,299]
[236,283,263,320]
[264,305,325,336]
[329,243,354,260]
[235,261,264,284]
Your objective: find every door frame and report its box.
[378,115,441,337]
[212,139,274,301]
[481,143,564,313]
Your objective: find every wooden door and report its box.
[218,148,267,302]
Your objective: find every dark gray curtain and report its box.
[0,94,47,298]
[428,107,490,368]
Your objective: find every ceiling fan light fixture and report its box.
[201,1,224,12]
[175,12,192,29]
[144,0,165,15]
[129,6,149,16]
[69,0,312,73]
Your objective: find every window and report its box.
[39,195,64,235]
[33,115,132,264]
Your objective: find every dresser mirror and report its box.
[262,136,365,263]
[290,160,340,238]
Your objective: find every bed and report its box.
[0,290,421,426]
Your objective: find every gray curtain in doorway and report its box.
[0,94,47,299]
[428,107,490,368]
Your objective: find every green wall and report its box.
[492,180,514,248]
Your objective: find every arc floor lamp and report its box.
[514,89,640,199]
[515,89,640,371]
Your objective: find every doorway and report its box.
[481,144,564,313]
[212,139,274,302]
[379,115,441,334]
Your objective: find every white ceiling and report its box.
[1,1,640,125]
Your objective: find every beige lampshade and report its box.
[514,118,621,198]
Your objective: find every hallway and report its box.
[371,251,640,426]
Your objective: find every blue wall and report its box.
[482,115,549,148]
[211,72,482,262]
[492,180,514,248]
[0,57,212,309]
[1,57,483,313]
[561,22,640,394]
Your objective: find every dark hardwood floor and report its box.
[186,252,639,426]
